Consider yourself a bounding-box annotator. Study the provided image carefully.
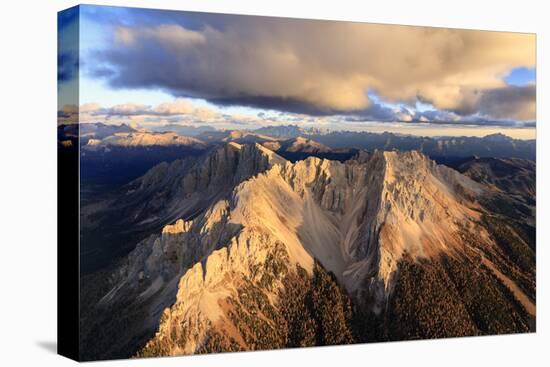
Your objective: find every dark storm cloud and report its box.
[343,104,410,122]
[207,96,340,116]
[345,105,529,127]
[457,85,536,120]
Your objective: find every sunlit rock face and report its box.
[80,143,535,359]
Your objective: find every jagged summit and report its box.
[86,147,504,357]
[80,142,287,273]
[80,144,534,359]
[120,142,285,205]
[269,150,485,289]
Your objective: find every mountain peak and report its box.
[82,139,536,358]
[483,132,512,141]
[281,136,332,153]
[125,149,489,354]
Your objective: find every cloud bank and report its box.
[58,97,531,132]
[88,11,536,123]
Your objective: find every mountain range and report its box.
[251,125,536,161]
[59,123,536,194]
[60,123,536,162]
[77,136,536,360]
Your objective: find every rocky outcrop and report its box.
[162,219,193,234]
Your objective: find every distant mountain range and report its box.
[58,125,208,188]
[254,124,330,138]
[59,122,535,203]
[60,123,536,162]
[84,131,206,150]
[149,124,217,136]
[58,122,137,143]
[251,125,536,161]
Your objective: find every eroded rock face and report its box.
[80,143,285,269]
[82,144,533,359]
[79,143,281,359]
[139,230,290,356]
[103,148,487,354]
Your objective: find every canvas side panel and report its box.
[57,5,80,361]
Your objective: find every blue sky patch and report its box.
[505,67,536,86]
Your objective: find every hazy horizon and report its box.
[65,120,535,140]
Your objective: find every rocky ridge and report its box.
[81,143,535,359]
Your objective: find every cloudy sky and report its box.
[58,5,536,138]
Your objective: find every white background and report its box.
[0,0,547,365]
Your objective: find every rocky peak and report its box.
[90,147,499,357]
